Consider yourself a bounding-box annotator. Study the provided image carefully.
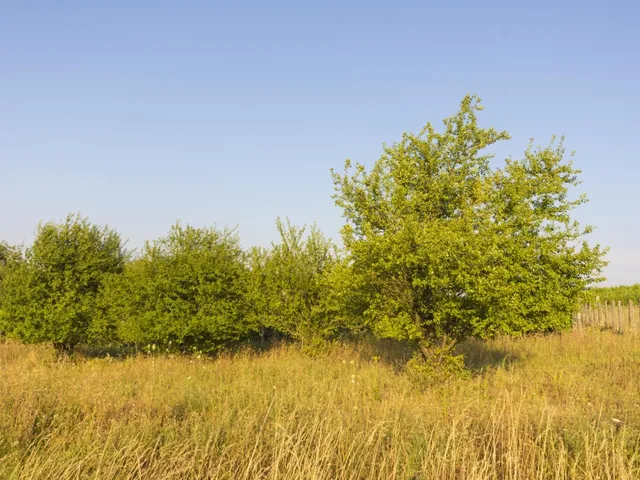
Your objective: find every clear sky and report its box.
[1,1,638,285]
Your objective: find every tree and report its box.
[102,223,250,352]
[331,95,606,364]
[0,241,21,269]
[0,241,22,337]
[583,284,640,305]
[0,214,127,352]
[246,219,345,347]
[0,241,22,287]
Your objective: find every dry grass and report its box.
[1,330,640,479]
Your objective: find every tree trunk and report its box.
[414,311,456,364]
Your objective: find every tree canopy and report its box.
[101,223,250,352]
[0,214,126,351]
[246,219,360,348]
[332,95,606,361]
[0,95,608,362]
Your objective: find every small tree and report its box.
[332,95,606,364]
[103,223,250,352]
[0,241,22,288]
[0,241,21,269]
[0,241,23,337]
[246,219,354,348]
[0,214,126,352]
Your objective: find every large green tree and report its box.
[102,223,250,352]
[332,95,606,362]
[0,215,127,352]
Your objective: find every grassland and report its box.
[1,330,640,479]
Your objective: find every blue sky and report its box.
[1,1,638,285]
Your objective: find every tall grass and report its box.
[1,330,639,479]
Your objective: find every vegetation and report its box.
[0,95,606,368]
[584,284,640,305]
[0,214,126,352]
[101,223,250,353]
[1,330,639,479]
[246,219,367,350]
[0,96,628,478]
[0,241,21,270]
[246,219,338,345]
[332,95,606,365]
[0,241,21,337]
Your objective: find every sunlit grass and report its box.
[1,330,639,479]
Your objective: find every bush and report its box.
[0,241,21,269]
[246,219,360,348]
[584,284,640,305]
[0,241,23,337]
[0,214,126,352]
[405,349,468,388]
[102,223,250,353]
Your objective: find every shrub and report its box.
[246,219,360,348]
[102,223,250,352]
[0,214,126,352]
[0,241,23,337]
[584,284,640,305]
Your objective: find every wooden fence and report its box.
[575,300,640,333]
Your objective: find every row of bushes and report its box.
[584,284,640,305]
[0,95,607,361]
[0,216,362,353]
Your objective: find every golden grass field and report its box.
[1,330,639,479]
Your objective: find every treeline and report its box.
[584,284,640,305]
[0,95,607,363]
[0,217,360,353]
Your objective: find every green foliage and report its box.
[406,348,468,388]
[0,241,22,289]
[0,96,609,363]
[0,215,126,351]
[583,284,640,305]
[0,242,23,337]
[246,219,356,347]
[332,94,607,361]
[102,223,250,352]
[0,241,21,269]
[482,139,607,334]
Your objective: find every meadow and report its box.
[0,101,613,479]
[1,328,639,479]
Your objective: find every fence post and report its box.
[617,300,623,333]
[610,301,615,330]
